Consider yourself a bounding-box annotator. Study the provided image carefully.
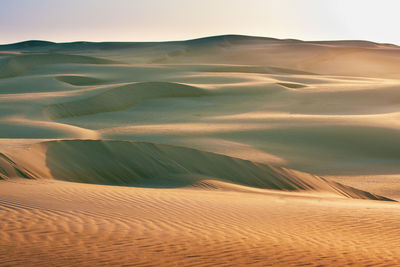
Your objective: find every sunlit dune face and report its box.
[207,111,400,130]
[100,122,274,135]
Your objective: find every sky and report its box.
[0,0,399,45]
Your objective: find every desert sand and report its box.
[1,35,400,266]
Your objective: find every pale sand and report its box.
[1,35,400,266]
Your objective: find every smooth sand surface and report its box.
[1,35,400,266]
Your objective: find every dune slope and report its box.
[43,82,209,119]
[6,139,391,201]
[0,53,116,79]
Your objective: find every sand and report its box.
[1,35,400,266]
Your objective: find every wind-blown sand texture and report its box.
[1,35,400,266]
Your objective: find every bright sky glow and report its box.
[0,0,399,44]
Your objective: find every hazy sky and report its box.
[1,0,399,44]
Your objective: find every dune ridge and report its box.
[7,139,392,201]
[2,35,397,51]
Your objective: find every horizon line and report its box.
[1,34,398,47]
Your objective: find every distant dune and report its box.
[0,53,116,79]
[1,35,400,266]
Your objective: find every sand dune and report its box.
[5,139,391,201]
[44,82,209,119]
[0,53,116,79]
[1,35,400,266]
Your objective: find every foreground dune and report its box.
[1,179,400,267]
[1,35,400,266]
[3,139,391,201]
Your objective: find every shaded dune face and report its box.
[10,139,392,201]
[276,82,307,89]
[55,75,107,86]
[0,153,35,180]
[43,82,209,119]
